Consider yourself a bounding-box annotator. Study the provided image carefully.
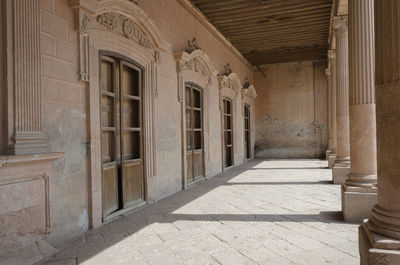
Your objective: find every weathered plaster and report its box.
[254,61,328,159]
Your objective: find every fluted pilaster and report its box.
[4,0,48,155]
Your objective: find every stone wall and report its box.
[254,61,328,159]
[36,0,254,246]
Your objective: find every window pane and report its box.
[193,110,201,129]
[194,131,202,150]
[193,89,201,108]
[102,131,114,163]
[186,109,191,129]
[101,60,113,92]
[185,86,191,107]
[123,98,139,128]
[122,65,139,97]
[124,131,140,160]
[101,95,114,127]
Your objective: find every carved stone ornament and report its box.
[80,13,90,32]
[187,38,201,52]
[154,50,161,64]
[243,77,250,88]
[224,63,232,76]
[182,58,208,77]
[96,12,153,49]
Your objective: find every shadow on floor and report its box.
[42,159,342,264]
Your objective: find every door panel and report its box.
[102,163,119,216]
[100,56,144,220]
[123,161,143,207]
[185,85,204,184]
[121,62,143,208]
[244,105,251,159]
[223,98,233,168]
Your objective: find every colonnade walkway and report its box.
[43,160,359,265]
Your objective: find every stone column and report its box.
[328,50,337,169]
[3,0,49,155]
[332,16,350,184]
[359,1,400,264]
[325,66,332,159]
[342,0,377,223]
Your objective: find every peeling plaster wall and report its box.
[254,61,328,159]
[38,0,254,246]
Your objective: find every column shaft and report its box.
[359,1,400,264]
[332,16,350,184]
[342,0,377,223]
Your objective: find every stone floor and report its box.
[43,160,360,265]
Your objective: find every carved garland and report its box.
[96,12,153,49]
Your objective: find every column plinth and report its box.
[359,1,400,264]
[332,16,350,184]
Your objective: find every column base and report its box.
[332,163,350,184]
[326,149,332,159]
[359,221,400,265]
[341,185,377,223]
[328,153,336,168]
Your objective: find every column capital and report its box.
[332,15,348,32]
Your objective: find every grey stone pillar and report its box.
[332,16,350,184]
[342,0,377,223]
[359,1,400,264]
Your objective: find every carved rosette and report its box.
[96,12,153,49]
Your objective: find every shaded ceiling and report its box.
[191,0,332,65]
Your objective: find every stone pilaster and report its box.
[332,16,350,184]
[328,50,337,169]
[3,0,49,155]
[342,0,377,223]
[359,1,400,264]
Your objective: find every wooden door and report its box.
[100,56,144,219]
[223,98,233,168]
[244,104,251,160]
[185,84,204,184]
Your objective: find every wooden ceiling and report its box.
[190,0,332,65]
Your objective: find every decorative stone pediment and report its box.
[218,72,242,96]
[175,49,217,102]
[242,84,257,100]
